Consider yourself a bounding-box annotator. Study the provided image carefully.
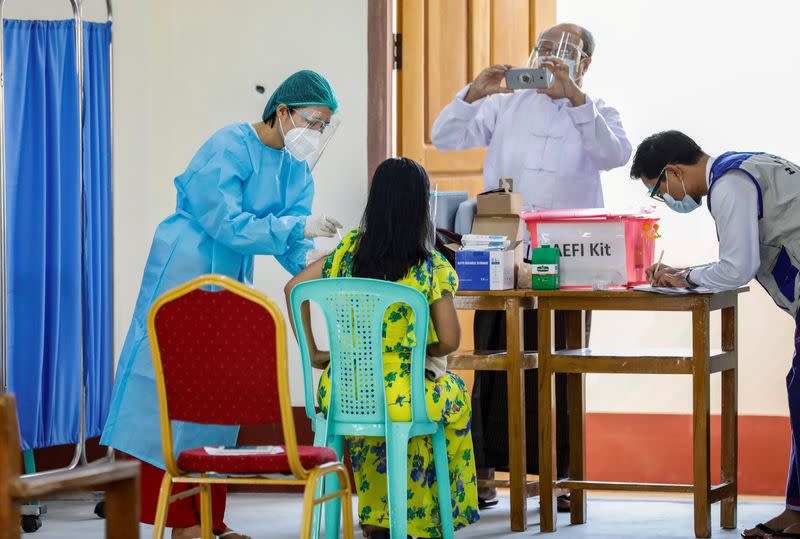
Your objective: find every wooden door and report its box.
[397,0,556,380]
[398,0,556,196]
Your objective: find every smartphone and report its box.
[504,67,550,90]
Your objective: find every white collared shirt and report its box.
[430,85,631,210]
[688,157,761,291]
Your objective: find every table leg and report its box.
[692,305,711,538]
[104,475,140,539]
[721,306,738,529]
[567,311,586,525]
[506,297,527,532]
[538,299,556,532]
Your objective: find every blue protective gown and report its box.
[101,123,313,468]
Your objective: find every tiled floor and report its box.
[25,492,781,538]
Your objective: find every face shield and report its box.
[527,31,586,81]
[280,108,341,171]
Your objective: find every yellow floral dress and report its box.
[317,229,479,538]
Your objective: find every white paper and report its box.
[203,445,284,456]
[632,284,713,295]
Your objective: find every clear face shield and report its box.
[280,108,341,171]
[527,31,586,82]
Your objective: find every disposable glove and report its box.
[304,215,342,238]
[305,248,333,266]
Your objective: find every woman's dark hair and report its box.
[263,105,296,128]
[630,130,704,180]
[352,157,432,282]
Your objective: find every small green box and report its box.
[531,244,560,290]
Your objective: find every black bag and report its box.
[434,228,461,267]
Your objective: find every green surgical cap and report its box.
[261,70,338,122]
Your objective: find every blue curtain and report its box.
[3,19,113,449]
[82,21,113,441]
[4,19,82,450]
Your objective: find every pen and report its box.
[654,249,664,278]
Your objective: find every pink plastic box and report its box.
[522,209,660,288]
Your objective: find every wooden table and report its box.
[535,288,745,538]
[451,290,538,532]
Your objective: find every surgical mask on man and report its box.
[663,171,701,213]
[280,114,322,163]
[561,58,577,79]
[529,56,577,83]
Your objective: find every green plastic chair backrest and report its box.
[291,277,432,428]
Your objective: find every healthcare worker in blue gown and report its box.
[100,70,342,539]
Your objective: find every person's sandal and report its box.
[478,495,499,509]
[741,523,785,537]
[217,532,251,539]
[557,494,571,513]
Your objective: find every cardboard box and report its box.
[457,189,525,290]
[473,213,524,263]
[476,188,522,215]
[466,213,525,288]
[472,214,524,240]
[456,249,515,291]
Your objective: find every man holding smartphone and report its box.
[431,23,631,510]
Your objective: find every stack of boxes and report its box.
[455,185,524,291]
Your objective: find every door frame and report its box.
[367,0,393,182]
[367,0,557,185]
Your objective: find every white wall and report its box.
[5,0,369,406]
[557,0,800,416]
[137,0,368,404]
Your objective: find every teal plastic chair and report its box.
[291,277,455,539]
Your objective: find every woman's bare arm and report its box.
[426,295,461,357]
[284,257,329,368]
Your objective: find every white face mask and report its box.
[280,114,322,163]
[285,128,321,163]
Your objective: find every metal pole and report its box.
[105,0,115,463]
[0,0,8,397]
[78,0,115,467]
[74,0,88,468]
[87,0,115,468]
[107,0,113,372]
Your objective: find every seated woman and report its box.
[285,157,479,538]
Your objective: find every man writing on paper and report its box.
[631,130,800,538]
[430,23,631,509]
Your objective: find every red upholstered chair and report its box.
[148,275,353,539]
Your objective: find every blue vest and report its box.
[707,151,800,317]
